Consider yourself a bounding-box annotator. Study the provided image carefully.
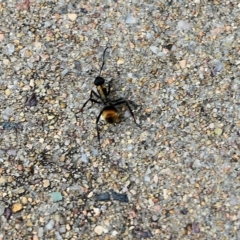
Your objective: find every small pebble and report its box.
[0,33,4,41]
[2,107,14,120]
[0,204,5,215]
[55,231,63,240]
[21,196,28,205]
[179,59,187,68]
[111,190,129,203]
[96,192,111,201]
[4,207,12,220]
[2,122,16,131]
[177,20,190,32]
[180,208,188,215]
[43,179,50,188]
[25,93,38,106]
[150,46,159,54]
[17,164,24,171]
[125,14,137,24]
[33,235,39,240]
[144,175,150,182]
[141,230,154,239]
[12,203,23,213]
[94,226,104,235]
[152,215,158,221]
[45,219,55,231]
[192,222,200,234]
[5,89,11,96]
[7,43,15,54]
[214,128,223,135]
[117,58,125,65]
[59,225,66,233]
[51,192,63,202]
[68,13,77,21]
[38,227,44,237]
[81,153,88,163]
[92,148,99,156]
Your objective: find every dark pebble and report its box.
[192,222,200,234]
[80,8,88,14]
[2,122,16,131]
[134,229,153,239]
[25,93,38,106]
[110,190,129,203]
[180,208,188,215]
[141,230,154,239]
[4,207,12,220]
[74,60,81,71]
[96,192,110,201]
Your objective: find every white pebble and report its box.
[19,47,27,58]
[45,219,55,231]
[127,72,133,78]
[125,14,137,24]
[213,60,223,72]
[67,13,77,21]
[192,159,202,168]
[38,227,44,237]
[81,153,88,163]
[2,107,14,120]
[7,149,17,156]
[61,69,69,76]
[150,46,159,54]
[163,189,168,199]
[177,20,190,32]
[144,175,150,182]
[92,148,99,156]
[157,52,165,57]
[0,205,5,215]
[112,230,118,236]
[209,123,215,129]
[59,225,66,233]
[124,110,131,118]
[7,44,15,54]
[127,145,133,151]
[105,23,112,28]
[100,205,107,212]
[145,166,152,175]
[146,32,152,39]
[55,231,63,240]
[44,21,52,28]
[94,225,104,235]
[64,139,70,146]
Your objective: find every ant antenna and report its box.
[99,44,111,76]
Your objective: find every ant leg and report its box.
[99,46,111,76]
[96,108,106,143]
[80,90,102,111]
[113,100,141,128]
[90,90,101,99]
[111,97,124,102]
[81,98,102,111]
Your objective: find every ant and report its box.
[80,45,140,144]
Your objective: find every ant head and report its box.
[94,76,105,86]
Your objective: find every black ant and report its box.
[80,45,140,143]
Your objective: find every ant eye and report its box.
[94,76,105,86]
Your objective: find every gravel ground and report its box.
[0,0,240,239]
